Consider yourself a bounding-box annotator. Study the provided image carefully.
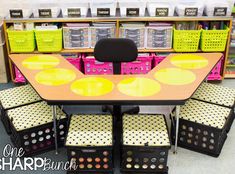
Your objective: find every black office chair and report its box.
[94,38,140,116]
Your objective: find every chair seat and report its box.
[0,85,41,110]
[192,82,235,108]
[123,114,170,147]
[66,115,113,147]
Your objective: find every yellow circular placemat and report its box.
[118,77,161,97]
[154,68,196,85]
[35,68,76,86]
[171,54,208,69]
[22,55,60,70]
[71,77,114,97]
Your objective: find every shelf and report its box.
[138,49,175,53]
[60,48,176,53]
[4,16,233,23]
[9,48,204,54]
[61,49,94,53]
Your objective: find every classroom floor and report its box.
[0,80,234,174]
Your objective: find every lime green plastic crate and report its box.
[173,29,201,52]
[7,29,35,53]
[200,27,229,52]
[35,29,62,52]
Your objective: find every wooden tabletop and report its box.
[9,53,222,105]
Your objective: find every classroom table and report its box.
[9,53,222,163]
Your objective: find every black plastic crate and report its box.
[121,114,170,173]
[65,115,113,173]
[192,82,235,132]
[171,99,233,157]
[9,101,67,156]
[0,85,41,134]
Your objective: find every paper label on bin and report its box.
[39,9,52,18]
[97,8,110,17]
[214,7,227,16]
[185,8,198,16]
[10,10,23,18]
[68,8,81,17]
[155,8,169,17]
[127,8,139,17]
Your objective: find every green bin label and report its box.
[214,7,227,16]
[10,10,23,18]
[127,8,139,16]
[39,9,52,18]
[68,8,81,17]
[156,8,169,16]
[97,8,110,17]
[185,8,198,16]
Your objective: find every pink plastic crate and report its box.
[83,54,153,75]
[207,59,223,81]
[153,54,167,67]
[66,57,81,70]
[121,55,153,74]
[14,66,26,83]
[83,56,113,75]
[62,53,82,71]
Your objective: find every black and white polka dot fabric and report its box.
[8,101,66,131]
[0,85,41,109]
[66,115,113,147]
[172,99,231,129]
[192,82,235,108]
[123,114,170,147]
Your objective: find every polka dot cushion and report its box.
[8,101,66,131]
[192,82,235,108]
[0,85,41,110]
[123,114,170,146]
[172,99,231,129]
[66,115,113,147]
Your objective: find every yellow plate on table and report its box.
[171,54,208,69]
[154,68,196,85]
[71,77,114,96]
[22,55,60,70]
[35,68,76,86]
[118,77,161,97]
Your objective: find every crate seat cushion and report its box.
[192,82,235,108]
[8,101,66,131]
[172,99,231,129]
[66,115,113,147]
[123,114,170,147]
[0,84,41,110]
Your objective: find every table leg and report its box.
[52,105,58,154]
[113,105,121,174]
[174,105,180,154]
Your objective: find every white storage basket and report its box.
[118,0,146,16]
[60,0,89,17]
[175,0,204,17]
[90,0,117,16]
[147,0,175,16]
[32,0,60,18]
[204,0,234,16]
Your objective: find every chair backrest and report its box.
[94,38,138,74]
